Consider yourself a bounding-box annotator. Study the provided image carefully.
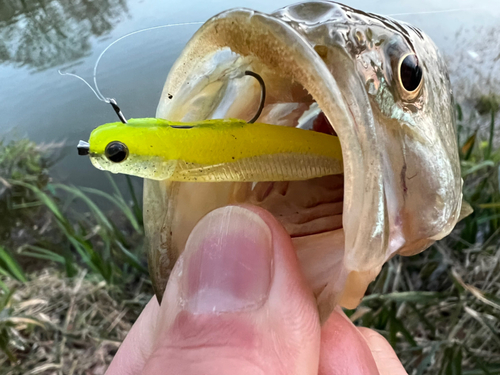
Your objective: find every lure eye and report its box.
[105,141,128,163]
[398,53,423,96]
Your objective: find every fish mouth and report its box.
[144,8,449,320]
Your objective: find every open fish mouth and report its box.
[145,2,464,320]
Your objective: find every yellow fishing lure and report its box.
[81,118,343,182]
[76,71,342,182]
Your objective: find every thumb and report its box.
[143,205,321,375]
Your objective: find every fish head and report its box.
[145,1,463,320]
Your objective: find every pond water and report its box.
[1,0,499,194]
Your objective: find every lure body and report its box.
[88,118,343,181]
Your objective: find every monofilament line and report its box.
[386,7,484,17]
[58,70,108,102]
[59,21,204,104]
[61,7,485,101]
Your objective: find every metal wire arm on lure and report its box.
[76,99,126,156]
[109,99,127,124]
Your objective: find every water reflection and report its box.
[0,0,128,71]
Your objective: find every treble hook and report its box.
[245,71,266,124]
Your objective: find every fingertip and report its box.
[319,308,379,375]
[106,297,161,375]
[246,205,321,374]
[358,328,408,375]
[146,205,321,374]
[241,205,318,315]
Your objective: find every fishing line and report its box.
[61,7,485,103]
[58,70,105,102]
[59,21,204,104]
[387,7,485,17]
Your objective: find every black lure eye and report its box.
[399,54,423,92]
[105,141,128,163]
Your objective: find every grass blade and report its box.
[362,291,444,303]
[54,184,113,232]
[464,306,500,347]
[114,241,148,274]
[19,245,66,264]
[0,246,26,283]
[80,186,141,232]
[125,175,143,226]
[486,109,496,160]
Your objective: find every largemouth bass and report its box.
[144,1,465,321]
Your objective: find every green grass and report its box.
[0,138,58,242]
[0,139,149,366]
[11,178,146,283]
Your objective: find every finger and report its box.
[106,298,160,375]
[358,328,408,375]
[143,205,321,375]
[319,307,380,375]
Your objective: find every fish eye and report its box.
[398,53,423,96]
[105,141,129,163]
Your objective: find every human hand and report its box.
[107,205,407,375]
